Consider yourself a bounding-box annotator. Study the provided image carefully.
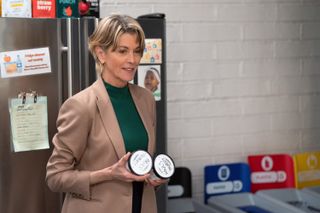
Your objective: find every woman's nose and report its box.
[127,51,140,64]
[127,52,135,63]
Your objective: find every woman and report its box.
[46,14,166,213]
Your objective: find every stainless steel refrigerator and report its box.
[0,17,96,213]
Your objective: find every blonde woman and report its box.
[46,14,166,213]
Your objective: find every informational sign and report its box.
[206,165,244,194]
[204,163,251,204]
[248,154,296,192]
[9,94,49,152]
[294,152,320,189]
[140,39,162,64]
[0,47,51,78]
[251,156,287,183]
[138,65,161,101]
[2,0,32,17]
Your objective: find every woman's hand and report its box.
[110,152,150,182]
[90,152,149,185]
[145,177,169,187]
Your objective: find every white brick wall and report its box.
[100,0,320,202]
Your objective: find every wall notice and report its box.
[0,47,51,78]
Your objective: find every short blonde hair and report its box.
[88,14,145,70]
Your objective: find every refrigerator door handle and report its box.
[61,18,73,98]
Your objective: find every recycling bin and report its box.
[257,188,320,213]
[204,163,251,204]
[303,186,320,197]
[248,154,296,193]
[168,198,221,213]
[293,151,320,189]
[168,198,195,213]
[208,192,303,213]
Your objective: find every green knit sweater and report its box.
[104,82,148,152]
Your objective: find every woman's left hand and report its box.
[145,177,169,187]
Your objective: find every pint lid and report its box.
[128,150,153,176]
[153,154,175,179]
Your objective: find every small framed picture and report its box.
[138,65,161,101]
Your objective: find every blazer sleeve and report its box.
[46,96,92,200]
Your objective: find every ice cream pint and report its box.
[151,154,175,180]
[127,150,153,176]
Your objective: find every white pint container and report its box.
[151,154,175,180]
[127,150,153,176]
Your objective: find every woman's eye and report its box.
[116,48,141,56]
[118,49,127,54]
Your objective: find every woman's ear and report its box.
[95,46,106,64]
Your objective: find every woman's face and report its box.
[100,33,142,87]
[144,70,159,92]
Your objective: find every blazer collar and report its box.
[92,77,153,159]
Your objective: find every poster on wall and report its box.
[140,39,162,64]
[138,65,161,101]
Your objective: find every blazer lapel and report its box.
[129,84,155,155]
[93,78,126,160]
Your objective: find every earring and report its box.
[99,63,104,73]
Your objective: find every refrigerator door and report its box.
[60,17,97,97]
[0,18,64,213]
[79,17,98,89]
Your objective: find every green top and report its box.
[104,81,148,152]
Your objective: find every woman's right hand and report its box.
[110,152,150,182]
[90,152,149,185]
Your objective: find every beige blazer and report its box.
[46,77,157,213]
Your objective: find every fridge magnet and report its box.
[0,47,51,78]
[9,92,50,152]
[57,0,79,18]
[140,39,162,64]
[2,0,32,17]
[79,0,99,18]
[138,65,161,101]
[32,0,56,18]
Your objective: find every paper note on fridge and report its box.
[0,47,51,78]
[9,96,50,152]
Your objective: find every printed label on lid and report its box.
[251,171,287,183]
[154,154,175,179]
[206,180,243,194]
[128,150,152,176]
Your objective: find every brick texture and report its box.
[100,0,320,202]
